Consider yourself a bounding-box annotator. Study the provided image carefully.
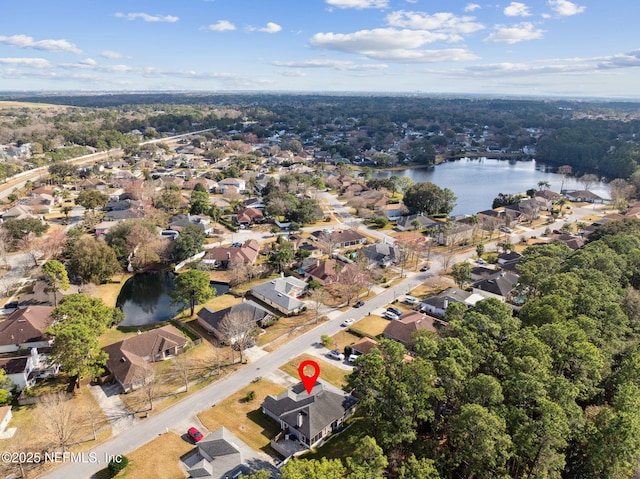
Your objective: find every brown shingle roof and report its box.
[383,311,444,346]
[0,306,54,347]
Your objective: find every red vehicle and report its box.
[188,427,204,442]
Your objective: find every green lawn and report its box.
[348,315,389,338]
[279,354,350,389]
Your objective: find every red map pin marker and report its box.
[298,360,321,394]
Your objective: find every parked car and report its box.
[403,296,419,305]
[353,300,365,308]
[188,427,204,443]
[383,311,400,321]
[499,226,513,233]
[341,318,355,327]
[420,264,431,272]
[387,307,402,316]
[348,353,360,363]
[476,258,487,264]
[327,350,345,361]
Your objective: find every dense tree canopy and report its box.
[402,182,457,216]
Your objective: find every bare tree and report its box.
[307,288,328,324]
[609,178,635,206]
[315,230,340,255]
[19,233,42,267]
[134,364,159,412]
[0,229,10,268]
[220,309,259,364]
[579,173,599,192]
[38,393,80,452]
[440,251,455,274]
[173,352,192,393]
[332,262,366,306]
[557,165,573,193]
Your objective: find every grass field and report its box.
[348,314,389,338]
[100,431,192,479]
[279,354,350,389]
[197,380,285,453]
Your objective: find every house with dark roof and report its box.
[0,348,59,391]
[262,380,358,453]
[383,311,447,347]
[169,214,214,237]
[250,277,307,315]
[202,240,260,269]
[197,301,273,342]
[564,190,605,203]
[360,242,400,268]
[102,325,189,392]
[350,337,379,357]
[180,426,273,479]
[396,213,440,232]
[0,306,54,353]
[555,234,585,250]
[472,271,519,302]
[304,258,360,286]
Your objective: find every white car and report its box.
[348,353,360,363]
[327,350,345,361]
[383,311,400,321]
[341,318,355,327]
[403,296,419,305]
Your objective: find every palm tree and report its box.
[557,197,568,217]
[538,180,551,190]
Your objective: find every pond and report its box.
[373,158,609,216]
[116,272,230,327]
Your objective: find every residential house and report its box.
[310,229,366,249]
[262,380,358,453]
[472,271,519,302]
[235,207,264,226]
[304,258,360,286]
[197,301,273,342]
[555,234,585,250]
[24,194,54,215]
[250,276,307,315]
[383,311,447,347]
[437,222,474,247]
[217,178,246,194]
[181,426,273,479]
[382,203,407,221]
[1,205,38,221]
[477,209,522,230]
[94,220,120,237]
[350,337,379,356]
[360,242,400,268]
[0,306,54,353]
[77,178,107,191]
[169,214,214,237]
[202,240,260,269]
[396,213,440,231]
[564,190,605,203]
[419,287,490,317]
[102,325,189,392]
[0,348,59,391]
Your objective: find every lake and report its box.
[117,272,230,327]
[373,158,609,216]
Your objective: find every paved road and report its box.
[40,269,429,479]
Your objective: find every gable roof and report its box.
[197,301,271,337]
[396,213,439,229]
[198,426,242,459]
[350,337,378,355]
[102,325,188,386]
[250,276,307,312]
[310,229,366,245]
[361,242,400,264]
[204,240,260,265]
[0,306,54,347]
[472,271,519,297]
[383,311,445,345]
[262,381,357,441]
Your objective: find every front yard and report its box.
[348,314,389,338]
[197,380,285,453]
[279,354,350,389]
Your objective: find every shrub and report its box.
[108,455,129,476]
[246,390,256,401]
[320,334,333,347]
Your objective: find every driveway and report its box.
[89,383,135,436]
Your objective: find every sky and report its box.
[0,0,638,99]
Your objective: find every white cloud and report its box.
[207,20,236,32]
[325,0,389,9]
[386,10,484,35]
[0,57,51,68]
[310,28,480,63]
[258,22,282,34]
[504,2,532,17]
[100,50,122,59]
[548,0,585,16]
[484,22,544,44]
[464,3,481,12]
[272,59,387,70]
[79,58,97,66]
[115,12,179,23]
[0,35,82,54]
[279,70,307,77]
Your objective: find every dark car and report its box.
[188,427,204,442]
[353,300,365,308]
[420,265,431,272]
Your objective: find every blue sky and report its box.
[0,0,638,98]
